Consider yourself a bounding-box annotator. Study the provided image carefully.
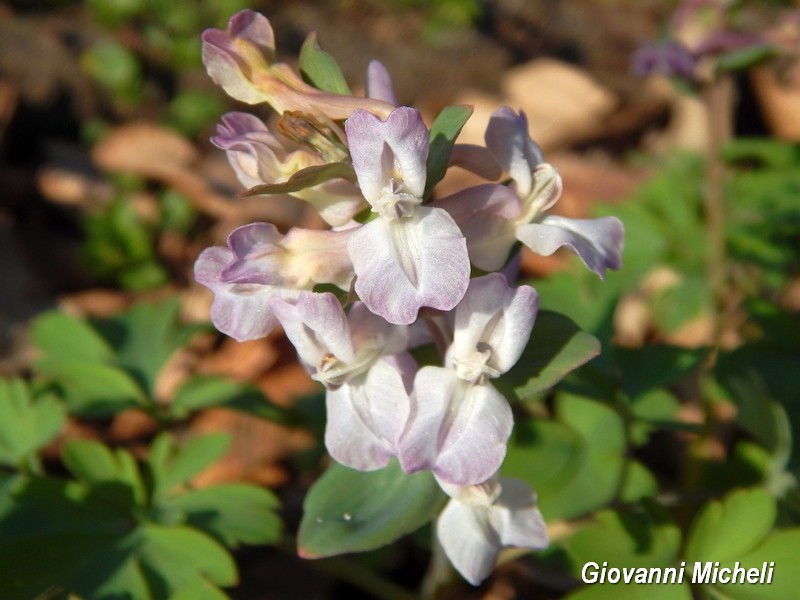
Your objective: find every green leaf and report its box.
[0,473,237,599]
[685,488,776,564]
[93,298,205,398]
[424,104,473,197]
[705,529,800,599]
[502,420,584,497]
[495,311,600,402]
[31,311,115,372]
[241,162,356,196]
[148,433,230,498]
[564,505,682,571]
[0,380,65,468]
[62,439,146,506]
[160,483,281,547]
[171,376,290,423]
[527,394,656,521]
[54,362,148,416]
[615,345,707,400]
[298,460,446,558]
[299,32,351,94]
[137,525,238,593]
[715,44,779,74]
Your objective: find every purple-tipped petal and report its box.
[345,107,429,205]
[399,367,513,486]
[448,274,539,380]
[348,207,470,325]
[194,246,295,341]
[484,107,544,198]
[516,215,625,280]
[220,223,284,284]
[365,60,398,106]
[325,359,411,471]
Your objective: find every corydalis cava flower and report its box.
[211,112,365,227]
[436,477,549,585]
[345,107,470,325]
[269,292,412,471]
[438,107,624,278]
[202,10,393,119]
[399,274,539,486]
[194,223,353,341]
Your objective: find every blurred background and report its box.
[1,1,799,599]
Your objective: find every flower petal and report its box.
[516,215,625,280]
[490,478,549,550]
[435,184,521,272]
[269,292,355,370]
[484,107,544,198]
[365,60,398,105]
[400,367,513,485]
[324,359,411,471]
[349,207,470,325]
[345,107,429,205]
[436,499,499,586]
[448,273,539,378]
[194,246,294,341]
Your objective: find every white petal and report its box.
[437,499,499,586]
[448,274,539,377]
[400,368,513,486]
[516,215,624,280]
[349,208,469,325]
[324,361,411,471]
[490,479,550,550]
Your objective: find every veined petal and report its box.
[324,359,411,471]
[194,246,296,341]
[365,60,398,106]
[345,107,429,205]
[269,292,355,370]
[516,215,625,280]
[436,498,499,586]
[435,184,521,271]
[448,273,539,379]
[400,367,512,486]
[349,207,469,325]
[484,107,544,199]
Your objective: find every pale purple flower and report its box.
[436,477,549,585]
[399,274,538,485]
[345,107,470,325]
[202,10,393,119]
[194,223,353,341]
[437,107,624,278]
[212,112,365,226]
[269,292,412,470]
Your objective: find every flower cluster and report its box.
[196,10,624,585]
